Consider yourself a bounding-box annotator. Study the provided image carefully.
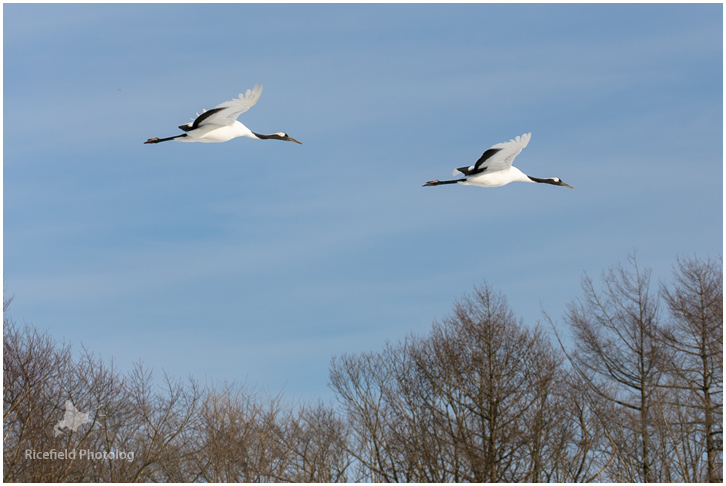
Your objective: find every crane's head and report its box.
[271,132,302,144]
[550,177,574,189]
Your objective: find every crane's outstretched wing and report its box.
[453,133,531,176]
[179,84,263,131]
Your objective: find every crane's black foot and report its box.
[144,137,160,144]
[423,180,440,187]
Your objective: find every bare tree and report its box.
[3,318,75,482]
[330,282,565,482]
[3,307,203,482]
[329,349,399,482]
[270,400,356,482]
[564,254,667,481]
[4,308,353,483]
[5,255,721,482]
[659,255,723,482]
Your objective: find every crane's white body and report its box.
[457,166,531,187]
[177,85,263,143]
[453,132,532,187]
[177,121,256,143]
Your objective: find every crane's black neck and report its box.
[251,132,280,140]
[528,176,555,185]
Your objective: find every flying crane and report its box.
[423,133,572,189]
[144,84,302,145]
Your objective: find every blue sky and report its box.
[3,3,722,402]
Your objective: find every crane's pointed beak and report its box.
[287,136,302,144]
[563,182,574,189]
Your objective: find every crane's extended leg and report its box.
[422,179,462,187]
[144,134,187,144]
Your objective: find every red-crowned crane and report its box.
[144,84,301,145]
[423,133,572,189]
